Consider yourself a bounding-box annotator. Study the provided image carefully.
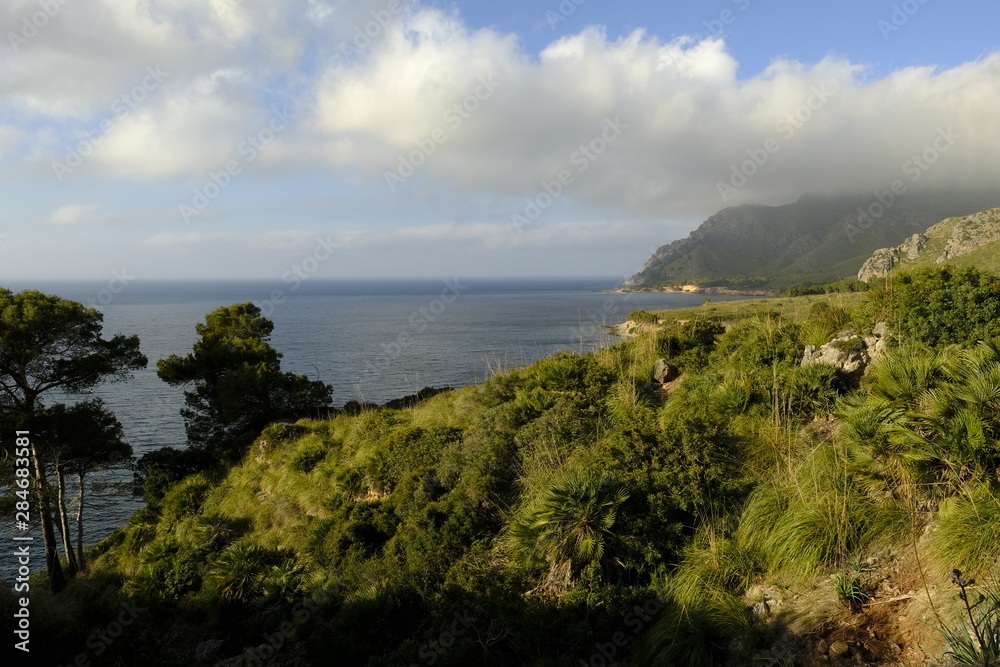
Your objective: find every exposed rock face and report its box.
[938,208,1000,260]
[801,324,888,377]
[625,191,1000,290]
[900,232,928,259]
[857,247,899,282]
[858,207,1000,281]
[652,359,678,384]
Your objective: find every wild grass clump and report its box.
[735,446,907,579]
[929,483,1000,576]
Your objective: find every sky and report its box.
[1,0,999,281]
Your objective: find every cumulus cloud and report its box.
[3,0,1000,217]
[47,204,99,225]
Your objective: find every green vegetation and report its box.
[861,265,1000,346]
[156,302,333,460]
[784,277,872,297]
[625,192,1000,290]
[627,309,660,324]
[942,570,1000,666]
[7,265,1000,665]
[0,289,145,591]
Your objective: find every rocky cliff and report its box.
[857,207,1000,281]
[626,191,1000,290]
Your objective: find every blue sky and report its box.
[1,0,998,280]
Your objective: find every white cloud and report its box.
[2,1,1000,216]
[47,204,99,225]
[0,125,19,156]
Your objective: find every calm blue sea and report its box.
[2,278,754,582]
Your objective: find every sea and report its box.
[2,278,756,583]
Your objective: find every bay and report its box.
[1,278,754,582]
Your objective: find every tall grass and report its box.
[929,482,1000,576]
[736,445,908,579]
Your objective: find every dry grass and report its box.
[648,292,867,328]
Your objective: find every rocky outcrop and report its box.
[652,359,679,384]
[937,208,1000,260]
[801,324,888,377]
[857,247,899,282]
[858,207,1000,281]
[625,191,1000,290]
[857,233,929,281]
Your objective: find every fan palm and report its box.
[514,470,629,593]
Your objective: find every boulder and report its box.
[652,359,678,384]
[801,324,888,377]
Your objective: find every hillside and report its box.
[625,191,1000,291]
[858,207,1000,281]
[10,274,1000,667]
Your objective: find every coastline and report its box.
[605,284,777,297]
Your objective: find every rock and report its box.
[801,334,869,376]
[858,208,1000,282]
[938,209,1000,261]
[802,327,890,377]
[829,640,850,658]
[900,233,928,259]
[652,358,678,383]
[196,639,226,661]
[817,639,829,655]
[752,601,770,618]
[858,247,899,282]
[872,321,888,338]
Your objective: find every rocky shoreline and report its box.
[605,285,777,297]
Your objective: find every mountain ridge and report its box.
[857,207,1000,281]
[625,191,1000,290]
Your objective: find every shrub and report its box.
[291,443,328,473]
[862,266,1000,347]
[628,310,660,324]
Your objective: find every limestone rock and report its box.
[858,207,1000,282]
[801,325,888,377]
[857,247,898,282]
[937,209,1000,262]
[652,358,679,384]
[899,233,928,259]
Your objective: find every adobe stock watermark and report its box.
[878,0,931,40]
[8,0,72,53]
[255,233,340,317]
[577,597,662,666]
[52,66,169,182]
[84,268,134,309]
[408,610,477,666]
[338,0,407,58]
[544,0,587,29]
[224,588,338,667]
[716,84,835,203]
[844,126,959,243]
[511,116,628,233]
[384,75,502,192]
[56,600,145,667]
[178,107,294,222]
[361,279,468,378]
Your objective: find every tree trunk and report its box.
[31,440,66,593]
[54,462,79,577]
[76,472,86,572]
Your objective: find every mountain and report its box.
[857,207,1000,281]
[625,191,1000,290]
